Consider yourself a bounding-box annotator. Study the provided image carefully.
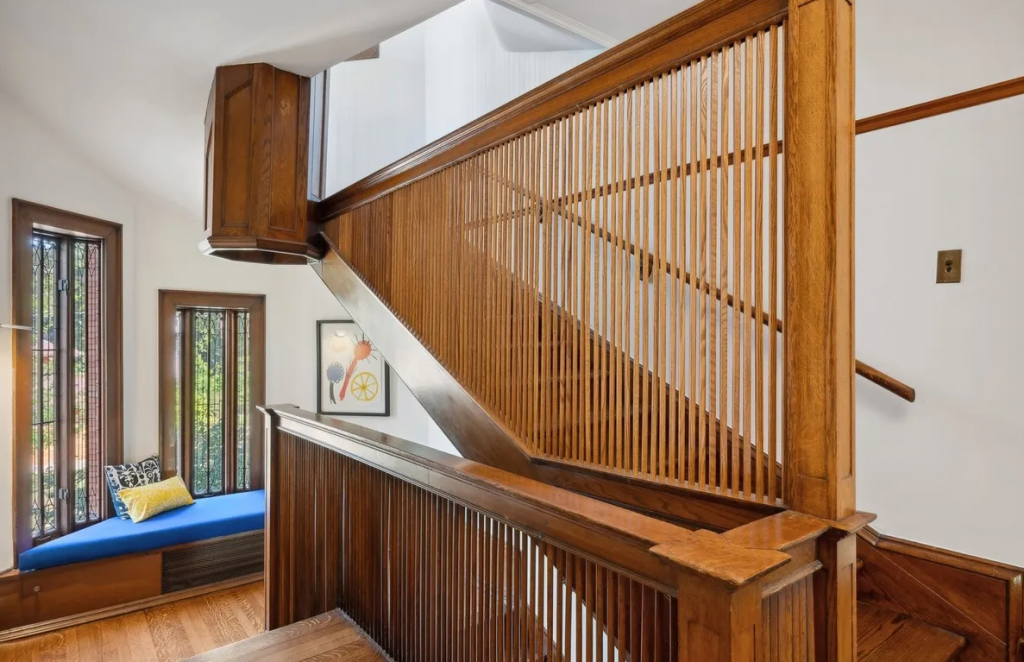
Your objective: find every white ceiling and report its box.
[0,0,695,216]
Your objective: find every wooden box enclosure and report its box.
[202,63,323,265]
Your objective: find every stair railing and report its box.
[264,405,837,661]
[320,0,793,505]
[316,0,862,657]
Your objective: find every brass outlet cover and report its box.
[937,249,962,284]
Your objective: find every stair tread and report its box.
[858,602,966,662]
[184,609,387,662]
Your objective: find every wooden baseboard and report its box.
[0,572,263,643]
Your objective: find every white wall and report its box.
[421,0,602,142]
[0,92,451,572]
[855,0,1024,565]
[325,27,427,194]
[326,0,602,194]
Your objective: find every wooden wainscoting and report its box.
[0,531,264,639]
[857,528,1024,662]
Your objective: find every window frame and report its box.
[157,290,266,495]
[11,199,124,562]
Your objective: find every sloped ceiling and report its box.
[0,0,459,215]
[0,0,696,216]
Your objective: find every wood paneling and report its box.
[0,581,265,660]
[763,573,815,660]
[857,75,1024,135]
[858,529,1024,662]
[18,553,162,626]
[203,64,322,265]
[10,200,124,563]
[0,573,21,631]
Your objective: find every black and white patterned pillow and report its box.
[104,455,162,519]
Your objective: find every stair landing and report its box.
[858,602,966,662]
[184,609,387,662]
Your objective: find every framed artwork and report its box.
[317,320,391,416]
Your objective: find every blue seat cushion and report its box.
[19,490,265,572]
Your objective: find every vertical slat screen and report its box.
[763,574,815,661]
[325,21,786,504]
[268,430,679,661]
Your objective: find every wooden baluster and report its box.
[707,50,720,494]
[768,23,780,503]
[655,73,668,483]
[753,30,766,503]
[718,45,731,492]
[686,62,698,487]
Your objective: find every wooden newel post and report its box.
[677,574,763,661]
[785,0,857,660]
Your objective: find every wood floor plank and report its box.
[123,611,161,662]
[70,621,103,662]
[0,582,265,662]
[144,603,197,662]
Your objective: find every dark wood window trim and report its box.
[158,290,266,493]
[11,200,124,564]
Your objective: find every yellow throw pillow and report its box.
[118,476,194,523]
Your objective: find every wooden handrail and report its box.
[265,405,789,588]
[856,360,916,402]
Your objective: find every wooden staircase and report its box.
[184,609,387,662]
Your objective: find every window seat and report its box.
[18,490,265,572]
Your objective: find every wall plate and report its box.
[936,249,962,284]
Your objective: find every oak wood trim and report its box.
[157,290,266,488]
[861,526,1024,582]
[265,405,791,589]
[11,199,124,566]
[317,0,788,219]
[857,75,1024,135]
[0,574,263,642]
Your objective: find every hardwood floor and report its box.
[0,581,265,662]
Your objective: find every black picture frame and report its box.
[316,319,391,416]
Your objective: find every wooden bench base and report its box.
[0,530,263,634]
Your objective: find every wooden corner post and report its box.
[677,574,763,661]
[786,0,857,660]
[784,0,856,523]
